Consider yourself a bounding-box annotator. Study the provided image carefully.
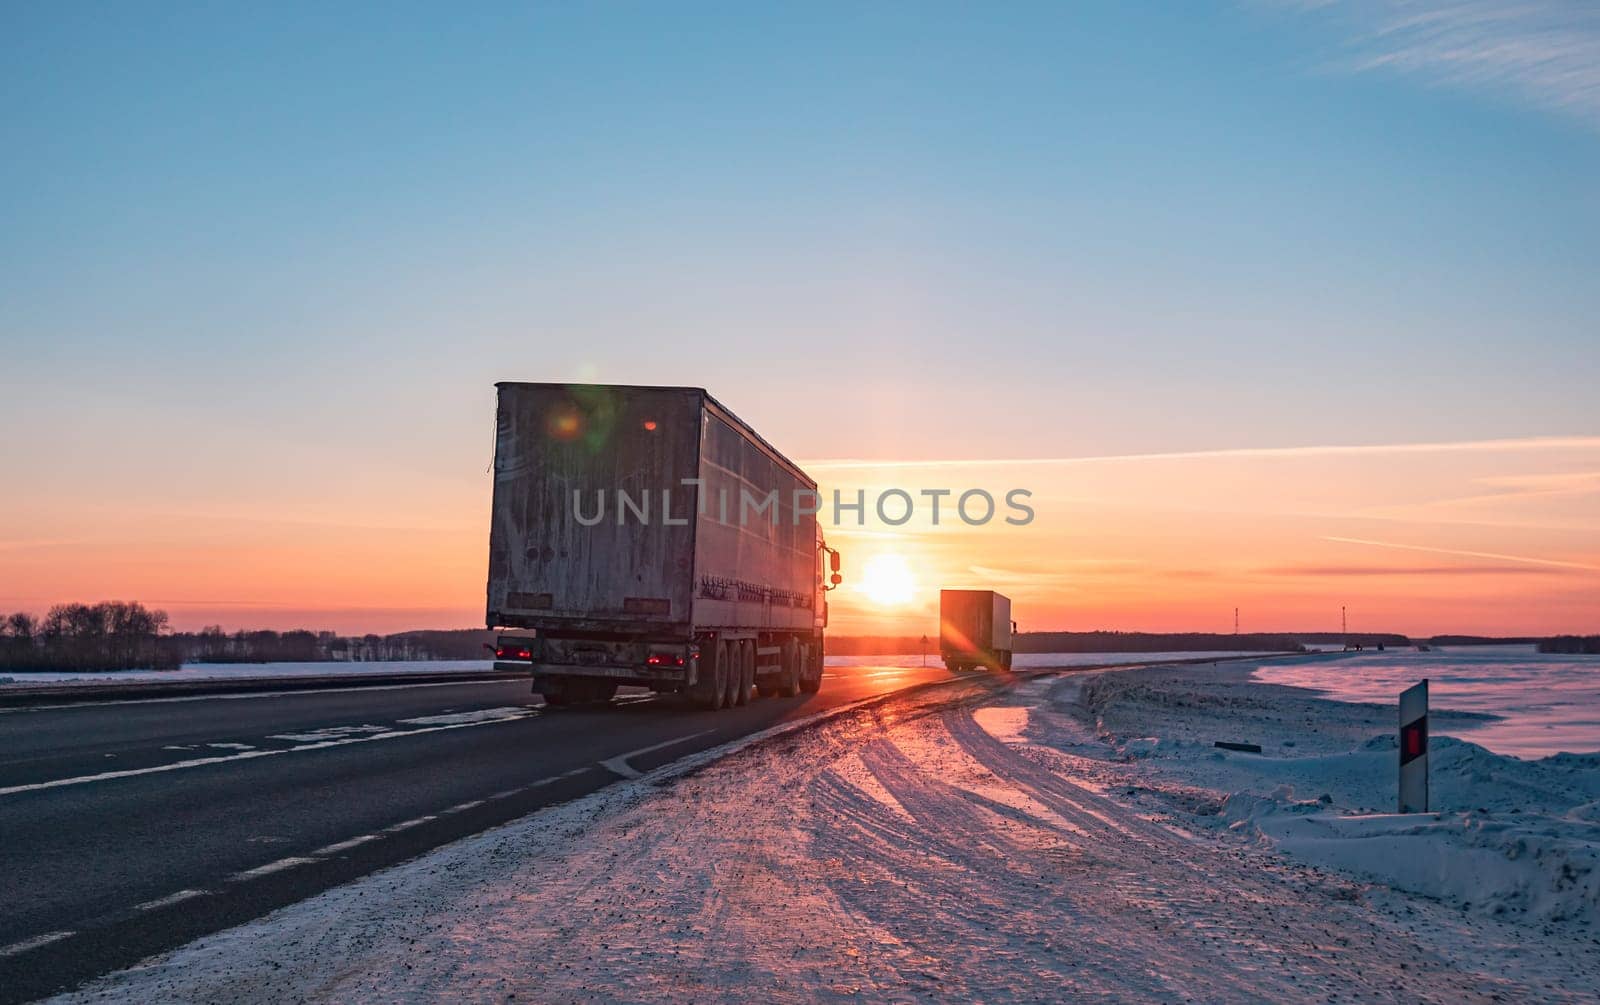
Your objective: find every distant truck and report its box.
[486,382,841,709]
[940,589,1015,671]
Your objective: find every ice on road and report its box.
[57,671,1598,1003]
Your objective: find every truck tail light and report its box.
[646,652,687,667]
[496,646,533,660]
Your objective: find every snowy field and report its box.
[56,661,1599,1003]
[1252,645,1600,758]
[0,659,496,686]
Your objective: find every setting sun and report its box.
[857,553,917,607]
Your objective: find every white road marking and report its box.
[396,706,533,727]
[162,744,198,751]
[0,930,74,957]
[530,766,591,786]
[268,724,388,742]
[206,742,255,751]
[599,730,715,779]
[133,889,210,911]
[382,815,437,834]
[229,857,318,881]
[441,799,485,814]
[311,834,379,856]
[0,713,547,799]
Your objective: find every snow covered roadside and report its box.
[55,669,1599,1003]
[0,660,496,687]
[1072,664,1600,929]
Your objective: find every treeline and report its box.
[173,626,495,663]
[1015,632,1313,653]
[0,604,500,673]
[1538,636,1600,654]
[0,602,182,671]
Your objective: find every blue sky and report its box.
[4,2,1596,459]
[2,2,1597,631]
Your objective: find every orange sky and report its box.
[1,435,1594,637]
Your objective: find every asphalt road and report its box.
[0,662,981,1002]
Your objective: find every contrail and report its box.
[800,435,1600,470]
[1323,536,1599,573]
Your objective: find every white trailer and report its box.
[486,382,840,708]
[939,589,1015,671]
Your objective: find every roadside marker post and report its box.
[1398,679,1429,813]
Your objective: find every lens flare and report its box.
[857,553,917,607]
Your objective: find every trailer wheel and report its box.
[729,643,745,707]
[690,640,725,710]
[733,641,752,707]
[539,678,569,707]
[778,639,801,697]
[714,640,734,709]
[799,641,822,694]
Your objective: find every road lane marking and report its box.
[397,707,534,727]
[268,724,388,742]
[0,930,74,957]
[382,815,438,833]
[599,730,715,779]
[311,835,380,856]
[229,857,318,881]
[441,800,485,814]
[0,710,545,798]
[133,889,210,911]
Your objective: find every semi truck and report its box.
[939,589,1015,671]
[486,382,841,709]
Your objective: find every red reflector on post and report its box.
[1401,719,1427,762]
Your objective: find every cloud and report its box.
[1289,0,1600,129]
[1323,534,1600,571]
[1261,563,1562,576]
[801,434,1600,470]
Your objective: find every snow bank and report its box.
[0,659,495,686]
[1061,663,1600,926]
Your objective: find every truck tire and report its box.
[744,642,757,702]
[539,678,569,707]
[1000,650,1013,671]
[778,638,801,698]
[799,640,822,694]
[733,641,752,707]
[718,640,736,709]
[690,640,726,710]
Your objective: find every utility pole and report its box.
[1342,605,1348,651]
[1234,607,1239,635]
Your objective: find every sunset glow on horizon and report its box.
[3,432,1593,639]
